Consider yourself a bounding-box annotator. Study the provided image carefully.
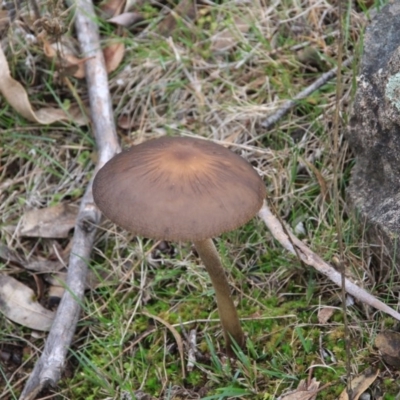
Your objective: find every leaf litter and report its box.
[375,331,400,368]
[1,0,127,122]
[18,203,78,239]
[0,46,87,125]
[108,12,144,28]
[156,0,197,37]
[0,244,64,273]
[0,275,55,331]
[338,368,379,400]
[0,0,398,398]
[279,377,320,400]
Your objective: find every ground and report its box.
[1,0,399,399]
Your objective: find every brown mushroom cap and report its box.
[93,136,266,241]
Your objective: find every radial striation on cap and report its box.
[93,136,266,241]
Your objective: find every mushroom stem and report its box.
[193,238,245,356]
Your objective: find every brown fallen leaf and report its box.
[211,17,250,52]
[104,40,125,73]
[108,12,144,28]
[117,113,134,129]
[279,378,320,400]
[338,368,379,400]
[375,331,400,367]
[18,203,78,239]
[0,244,26,268]
[22,259,65,273]
[44,37,124,76]
[0,244,64,273]
[100,0,126,18]
[157,0,197,37]
[0,275,55,331]
[0,46,87,125]
[317,306,335,324]
[0,9,10,34]
[43,39,89,79]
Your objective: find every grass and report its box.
[1,0,400,399]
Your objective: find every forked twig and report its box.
[258,201,400,321]
[19,0,120,397]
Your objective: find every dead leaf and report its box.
[44,37,124,76]
[211,17,250,52]
[317,307,335,324]
[338,368,379,400]
[117,113,133,129]
[375,331,400,367]
[101,0,126,18]
[0,244,64,273]
[43,39,88,79]
[104,41,125,73]
[108,12,144,28]
[18,203,78,239]
[157,0,197,37]
[0,244,25,267]
[0,10,10,33]
[223,130,241,144]
[245,76,268,92]
[0,275,55,331]
[280,378,320,400]
[0,46,87,125]
[24,259,65,273]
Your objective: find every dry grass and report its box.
[1,0,399,399]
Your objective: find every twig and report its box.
[258,201,400,322]
[186,329,197,372]
[19,0,120,397]
[256,57,353,134]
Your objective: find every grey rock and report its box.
[348,2,400,273]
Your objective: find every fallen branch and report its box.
[258,201,400,321]
[19,0,120,397]
[258,56,353,133]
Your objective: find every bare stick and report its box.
[19,0,120,398]
[258,201,400,321]
[187,329,197,372]
[257,57,353,133]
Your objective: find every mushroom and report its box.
[93,136,266,355]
